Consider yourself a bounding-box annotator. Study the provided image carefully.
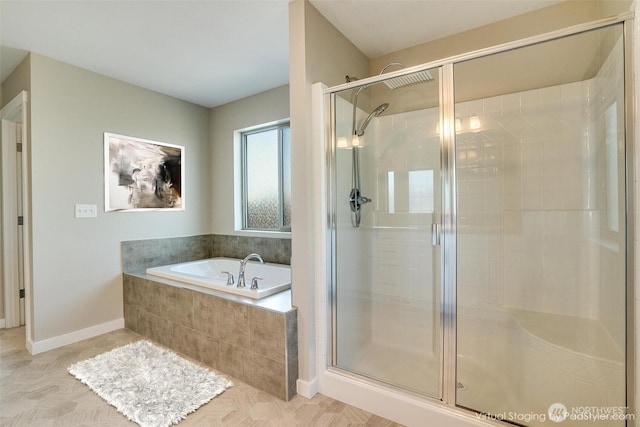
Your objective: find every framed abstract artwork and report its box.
[104,133,184,211]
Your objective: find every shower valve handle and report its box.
[349,188,372,213]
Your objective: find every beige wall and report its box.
[209,85,289,236]
[1,55,31,110]
[289,0,369,391]
[370,0,630,76]
[28,54,211,344]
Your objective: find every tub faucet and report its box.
[250,276,264,290]
[237,253,264,288]
[220,271,234,285]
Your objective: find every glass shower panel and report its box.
[454,25,626,425]
[331,68,442,398]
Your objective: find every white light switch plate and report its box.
[75,204,97,218]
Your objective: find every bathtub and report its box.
[146,257,291,299]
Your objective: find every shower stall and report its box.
[322,15,632,427]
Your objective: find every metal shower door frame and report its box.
[324,10,635,419]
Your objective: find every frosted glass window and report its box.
[242,123,291,231]
[282,127,292,226]
[408,170,434,213]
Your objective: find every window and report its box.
[408,169,434,213]
[386,169,434,213]
[241,122,291,231]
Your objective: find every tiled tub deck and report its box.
[123,272,298,400]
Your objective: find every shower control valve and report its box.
[349,188,372,213]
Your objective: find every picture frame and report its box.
[104,132,185,211]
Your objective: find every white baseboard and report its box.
[0,318,5,329]
[296,378,318,398]
[27,318,125,355]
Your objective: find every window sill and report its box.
[232,229,292,239]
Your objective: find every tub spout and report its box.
[237,253,264,288]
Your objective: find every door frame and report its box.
[1,91,31,341]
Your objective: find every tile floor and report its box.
[0,326,403,426]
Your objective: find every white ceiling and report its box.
[1,0,564,108]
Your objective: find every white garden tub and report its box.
[146,257,291,299]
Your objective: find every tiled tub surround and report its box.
[211,234,291,265]
[121,233,296,400]
[122,235,213,272]
[121,233,292,272]
[123,273,298,400]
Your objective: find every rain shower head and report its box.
[357,103,389,136]
[379,62,434,90]
[384,70,434,89]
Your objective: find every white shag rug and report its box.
[68,340,233,427]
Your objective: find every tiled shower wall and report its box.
[456,80,607,318]
[365,109,440,355]
[333,98,441,366]
[340,34,626,358]
[456,34,625,354]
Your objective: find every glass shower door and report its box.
[331,67,443,398]
[454,24,627,425]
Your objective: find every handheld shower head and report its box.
[357,103,389,136]
[373,102,390,115]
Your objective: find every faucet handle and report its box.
[221,271,234,285]
[250,276,264,290]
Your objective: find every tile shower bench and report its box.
[123,271,298,400]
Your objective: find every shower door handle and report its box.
[431,223,441,246]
